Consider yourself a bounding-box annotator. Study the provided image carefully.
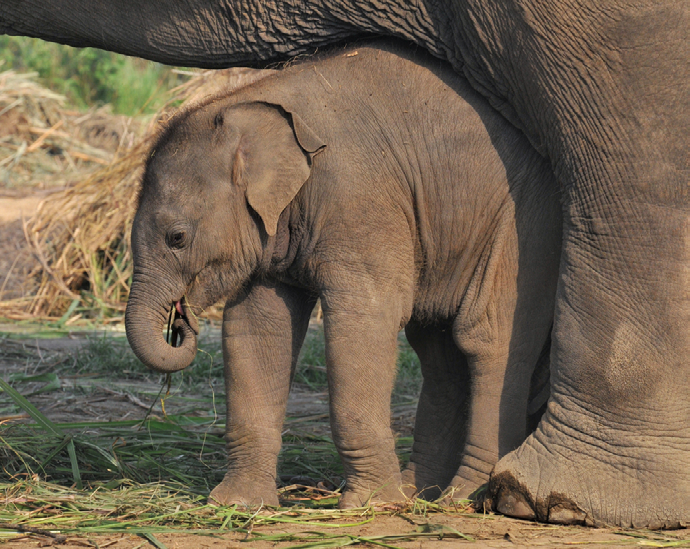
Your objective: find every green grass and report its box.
[0,480,479,548]
[294,325,327,388]
[395,335,422,394]
[0,36,188,115]
[62,323,421,391]
[69,331,225,386]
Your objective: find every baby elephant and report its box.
[125,40,561,508]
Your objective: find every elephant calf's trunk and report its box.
[125,297,199,373]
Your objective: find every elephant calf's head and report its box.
[125,100,325,373]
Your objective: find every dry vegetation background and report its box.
[0,55,270,325]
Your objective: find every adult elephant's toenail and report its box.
[496,491,536,520]
[548,505,586,525]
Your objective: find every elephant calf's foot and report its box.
[400,464,453,501]
[338,474,405,509]
[443,457,495,502]
[487,424,690,528]
[399,468,423,498]
[209,473,279,508]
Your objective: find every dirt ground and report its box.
[3,515,673,549]
[1,195,689,548]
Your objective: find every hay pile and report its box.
[0,70,139,194]
[0,67,271,323]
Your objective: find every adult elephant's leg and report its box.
[209,281,315,507]
[489,194,690,527]
[434,1,690,527]
[401,321,471,500]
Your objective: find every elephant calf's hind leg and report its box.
[401,321,471,501]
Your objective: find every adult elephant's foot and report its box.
[338,473,405,509]
[208,472,278,507]
[487,407,690,528]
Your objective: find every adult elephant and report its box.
[2,0,687,529]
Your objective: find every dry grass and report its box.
[0,480,478,548]
[20,136,147,322]
[0,70,138,193]
[0,67,272,323]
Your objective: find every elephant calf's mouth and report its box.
[168,298,199,347]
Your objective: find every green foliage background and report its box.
[0,36,187,115]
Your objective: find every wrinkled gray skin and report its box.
[4,0,687,528]
[126,42,561,510]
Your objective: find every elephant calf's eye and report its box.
[167,230,187,249]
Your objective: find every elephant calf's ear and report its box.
[244,107,325,236]
[291,112,326,155]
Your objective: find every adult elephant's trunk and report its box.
[125,275,198,373]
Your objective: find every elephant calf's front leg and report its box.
[323,300,406,509]
[209,281,314,507]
